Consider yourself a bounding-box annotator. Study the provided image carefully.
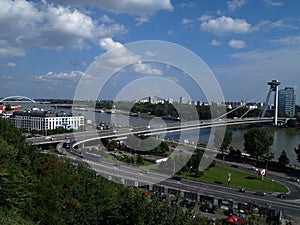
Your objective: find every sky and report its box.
[0,0,300,104]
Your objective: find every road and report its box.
[161,177,300,222]
[56,143,300,222]
[27,117,280,146]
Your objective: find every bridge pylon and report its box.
[261,80,280,125]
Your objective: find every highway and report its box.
[27,117,280,146]
[28,116,300,222]
[57,143,300,222]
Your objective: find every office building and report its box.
[10,109,84,131]
[278,87,296,117]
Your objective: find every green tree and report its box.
[294,144,300,162]
[5,104,12,111]
[286,119,297,127]
[244,128,274,160]
[222,129,233,150]
[107,140,118,151]
[136,154,144,165]
[277,150,290,168]
[214,128,233,161]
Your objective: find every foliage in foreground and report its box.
[0,119,209,225]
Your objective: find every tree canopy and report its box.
[0,118,209,224]
[277,150,290,168]
[244,128,274,160]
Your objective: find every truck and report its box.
[83,152,102,163]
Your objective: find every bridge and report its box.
[72,117,279,147]
[26,117,282,147]
[0,95,36,103]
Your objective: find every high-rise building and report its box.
[149,96,157,104]
[278,87,296,117]
[179,96,188,104]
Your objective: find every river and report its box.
[74,110,300,167]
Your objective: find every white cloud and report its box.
[271,35,300,46]
[262,0,284,6]
[1,62,16,67]
[133,63,163,76]
[178,2,196,8]
[35,70,88,83]
[50,0,173,16]
[227,0,247,12]
[145,51,156,57]
[210,40,221,46]
[135,17,149,26]
[0,0,126,57]
[0,47,26,58]
[213,46,300,102]
[167,30,174,36]
[98,38,140,68]
[228,39,246,48]
[1,75,14,79]
[182,18,194,25]
[70,59,86,68]
[216,47,300,81]
[198,14,213,22]
[254,19,298,31]
[99,38,123,51]
[200,16,252,35]
[99,15,114,23]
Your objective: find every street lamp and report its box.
[188,166,193,180]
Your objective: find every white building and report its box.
[179,96,188,104]
[10,110,84,131]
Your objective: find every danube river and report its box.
[76,110,300,167]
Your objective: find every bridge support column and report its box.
[261,80,280,126]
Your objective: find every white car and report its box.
[290,177,299,183]
[45,136,53,141]
[251,167,259,172]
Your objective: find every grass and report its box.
[181,165,288,193]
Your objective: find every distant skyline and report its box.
[0,0,299,104]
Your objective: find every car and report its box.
[290,177,299,183]
[231,164,239,168]
[186,201,196,209]
[171,197,179,206]
[251,167,259,172]
[140,169,150,174]
[172,176,182,181]
[226,208,234,216]
[45,136,53,141]
[113,162,121,167]
[239,188,246,193]
[277,193,288,199]
[200,203,209,212]
[255,191,266,196]
[180,199,188,207]
[208,205,218,214]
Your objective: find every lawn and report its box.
[181,165,288,193]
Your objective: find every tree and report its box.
[106,140,118,151]
[136,154,144,165]
[244,128,273,160]
[214,128,233,150]
[222,129,233,150]
[277,150,290,168]
[286,119,297,127]
[4,104,12,111]
[294,144,300,162]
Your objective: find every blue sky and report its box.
[0,0,299,104]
